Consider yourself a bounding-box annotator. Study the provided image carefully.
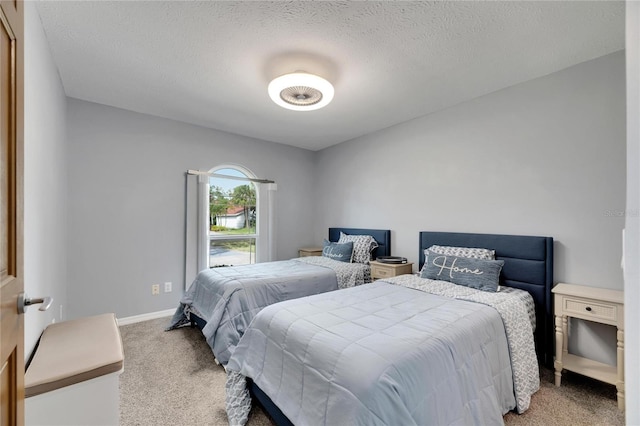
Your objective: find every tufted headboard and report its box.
[419,231,554,367]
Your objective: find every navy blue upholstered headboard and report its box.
[419,231,554,367]
[329,228,391,258]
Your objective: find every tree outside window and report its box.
[208,167,258,267]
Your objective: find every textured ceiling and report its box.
[35,1,624,151]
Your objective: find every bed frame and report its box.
[249,231,553,426]
[189,227,392,331]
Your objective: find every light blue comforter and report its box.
[168,257,370,365]
[226,275,539,425]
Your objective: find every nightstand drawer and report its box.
[371,264,393,279]
[563,297,618,322]
[369,261,413,280]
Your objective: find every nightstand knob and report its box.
[585,306,592,312]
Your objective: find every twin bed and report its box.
[224,231,554,425]
[168,227,391,365]
[170,229,553,424]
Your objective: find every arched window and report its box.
[207,166,258,267]
[189,164,275,280]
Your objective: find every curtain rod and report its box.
[187,169,275,184]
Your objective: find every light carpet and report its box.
[119,317,625,426]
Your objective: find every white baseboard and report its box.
[117,309,175,326]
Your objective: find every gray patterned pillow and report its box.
[421,250,503,292]
[322,240,353,263]
[338,232,378,264]
[427,245,495,260]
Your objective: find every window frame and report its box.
[207,165,260,268]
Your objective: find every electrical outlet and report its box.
[152,284,160,295]
[164,282,172,293]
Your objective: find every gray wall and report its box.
[313,51,626,366]
[23,2,69,358]
[314,51,626,290]
[66,100,316,319]
[625,2,639,423]
[66,52,625,322]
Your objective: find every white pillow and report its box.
[338,232,379,264]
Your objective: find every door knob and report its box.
[18,293,53,314]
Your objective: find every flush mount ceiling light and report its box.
[268,72,334,111]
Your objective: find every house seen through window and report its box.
[208,167,257,267]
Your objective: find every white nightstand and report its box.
[369,260,413,280]
[298,247,323,257]
[552,283,624,410]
